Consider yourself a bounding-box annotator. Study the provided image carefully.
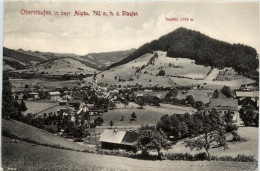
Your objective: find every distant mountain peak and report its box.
[108,28,258,81]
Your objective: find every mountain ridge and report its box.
[3,47,135,72]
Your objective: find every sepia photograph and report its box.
[1,0,259,170]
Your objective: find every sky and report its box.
[3,1,259,55]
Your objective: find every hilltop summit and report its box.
[108,27,258,81]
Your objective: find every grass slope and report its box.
[145,51,211,79]
[2,136,257,171]
[27,58,97,75]
[86,52,177,87]
[3,47,47,65]
[89,50,255,89]
[2,119,91,151]
[10,78,79,90]
[82,49,136,67]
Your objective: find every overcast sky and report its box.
[3,1,259,55]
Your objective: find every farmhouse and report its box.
[28,92,39,100]
[206,97,239,123]
[235,91,259,107]
[99,129,138,150]
[235,91,259,99]
[46,91,61,101]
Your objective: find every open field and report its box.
[27,58,96,75]
[85,52,177,87]
[169,76,255,89]
[134,89,213,104]
[146,51,211,79]
[21,100,59,115]
[166,127,258,159]
[2,136,258,171]
[92,105,196,127]
[2,119,91,151]
[93,53,154,83]
[176,89,213,103]
[10,78,79,89]
[134,90,168,99]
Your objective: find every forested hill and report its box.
[107,27,259,81]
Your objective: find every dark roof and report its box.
[48,91,61,96]
[121,131,139,145]
[218,92,228,99]
[68,100,81,104]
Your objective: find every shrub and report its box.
[2,129,16,138]
[94,116,104,126]
[221,86,232,98]
[158,70,165,76]
[225,123,238,133]
[231,131,247,142]
[193,152,208,161]
[97,149,133,158]
[218,156,235,161]
[73,138,84,142]
[240,104,258,126]
[165,153,193,160]
[164,152,255,162]
[84,135,100,145]
[235,154,256,162]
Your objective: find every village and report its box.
[7,70,259,152]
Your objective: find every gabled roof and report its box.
[99,129,126,144]
[209,98,238,111]
[99,129,138,146]
[236,91,259,98]
[48,91,61,96]
[29,92,39,95]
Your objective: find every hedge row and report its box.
[164,152,256,162]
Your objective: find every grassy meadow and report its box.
[10,78,79,90]
[2,136,257,171]
[92,104,196,127]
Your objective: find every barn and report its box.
[99,129,139,151]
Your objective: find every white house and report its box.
[46,91,61,101]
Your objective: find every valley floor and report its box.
[2,136,258,171]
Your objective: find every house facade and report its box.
[46,91,61,101]
[206,97,239,123]
[235,91,259,108]
[28,92,40,100]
